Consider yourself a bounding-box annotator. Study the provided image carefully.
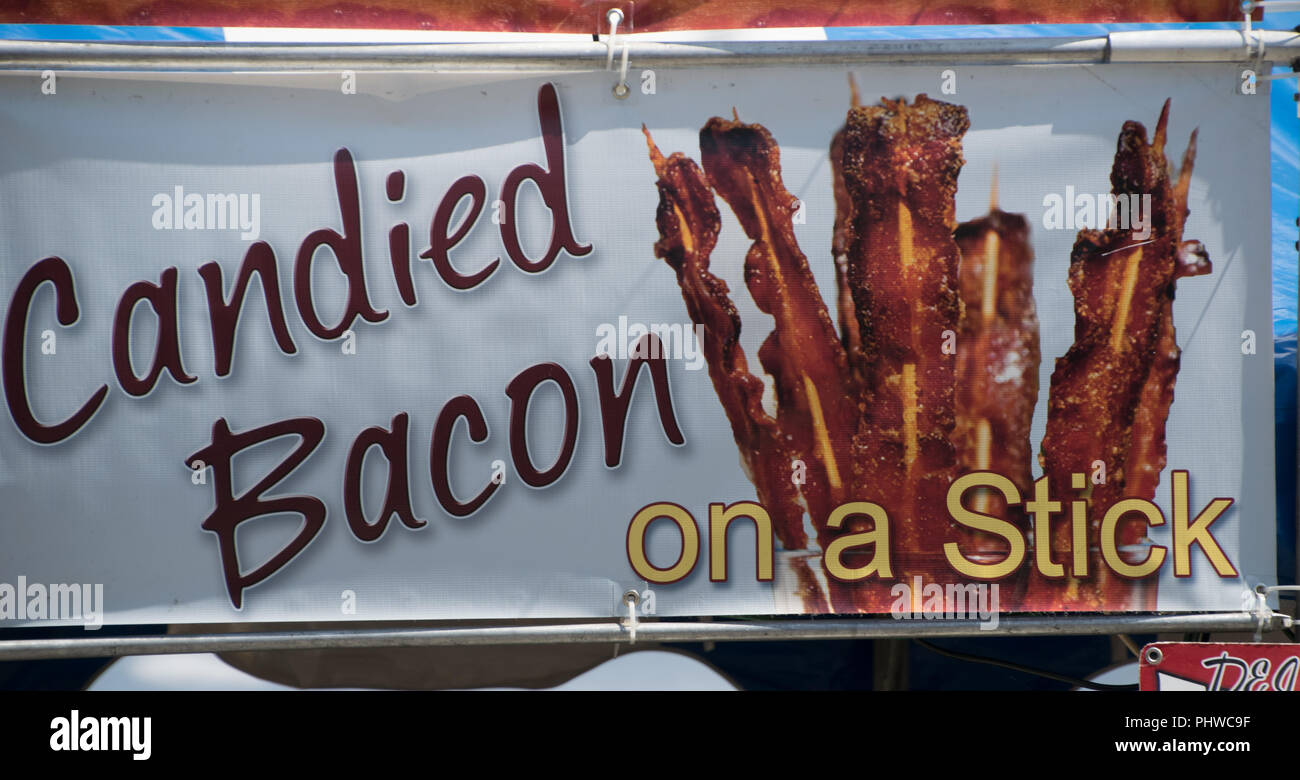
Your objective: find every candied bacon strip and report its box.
[1039,100,1210,610]
[835,94,969,587]
[831,77,867,382]
[646,94,970,614]
[643,127,808,549]
[697,114,865,550]
[1127,135,1209,503]
[953,191,1041,562]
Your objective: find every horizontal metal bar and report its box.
[0,30,1294,73]
[0,612,1287,661]
[0,38,1108,71]
[1106,29,1296,62]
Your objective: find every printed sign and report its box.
[0,62,1276,625]
[1140,643,1300,691]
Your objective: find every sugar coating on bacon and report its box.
[835,95,969,580]
[830,79,866,382]
[695,116,868,550]
[1039,100,1210,609]
[953,207,1040,560]
[647,94,972,611]
[644,127,809,549]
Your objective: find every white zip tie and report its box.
[623,589,640,644]
[603,8,632,99]
[604,8,622,71]
[1242,0,1300,64]
[1253,587,1270,641]
[1241,1,1267,63]
[1250,584,1300,640]
[614,42,631,99]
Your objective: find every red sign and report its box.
[1140,643,1300,691]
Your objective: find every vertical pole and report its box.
[873,639,910,690]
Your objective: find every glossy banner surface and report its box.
[0,63,1276,626]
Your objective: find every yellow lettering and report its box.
[943,473,1026,579]
[708,501,773,582]
[1099,498,1166,578]
[824,502,892,581]
[627,503,699,583]
[1171,471,1237,577]
[1025,475,1064,578]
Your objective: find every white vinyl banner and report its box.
[0,62,1276,626]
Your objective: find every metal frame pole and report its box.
[0,613,1290,661]
[0,30,1294,71]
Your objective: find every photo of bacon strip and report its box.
[644,114,870,615]
[646,92,970,612]
[695,113,865,554]
[833,93,970,607]
[645,89,1206,615]
[643,128,812,553]
[1038,100,1211,610]
[952,182,1041,607]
